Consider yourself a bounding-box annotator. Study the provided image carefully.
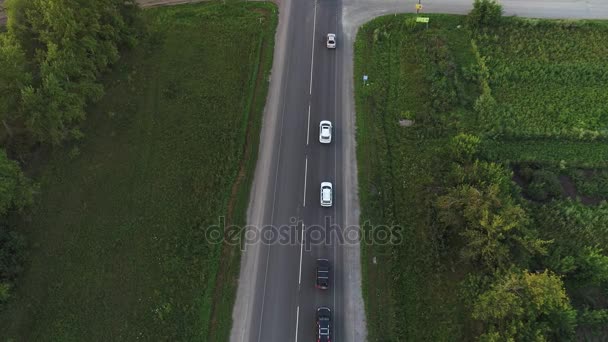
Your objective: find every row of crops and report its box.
[475,20,608,139]
[356,10,608,341]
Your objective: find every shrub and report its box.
[0,149,33,215]
[0,227,26,283]
[526,170,562,201]
[449,133,481,163]
[0,282,11,303]
[467,0,503,30]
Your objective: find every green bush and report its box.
[0,283,10,304]
[526,169,562,201]
[449,133,481,163]
[0,228,25,283]
[467,0,503,30]
[0,149,33,216]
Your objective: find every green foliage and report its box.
[473,20,608,139]
[482,139,608,168]
[0,227,25,284]
[0,3,277,340]
[473,270,577,341]
[467,0,503,30]
[578,308,608,329]
[526,169,562,201]
[576,246,608,285]
[0,149,33,215]
[3,0,139,144]
[436,160,547,270]
[425,36,459,115]
[449,133,481,163]
[355,12,608,342]
[355,14,476,341]
[534,200,608,289]
[568,169,608,198]
[0,282,10,304]
[0,34,31,135]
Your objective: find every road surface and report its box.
[231,0,608,342]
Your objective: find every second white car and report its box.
[319,120,332,144]
[326,33,336,49]
[320,182,333,207]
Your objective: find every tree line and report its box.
[0,0,138,302]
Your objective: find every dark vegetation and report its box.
[355,0,608,340]
[0,1,276,340]
[0,0,138,305]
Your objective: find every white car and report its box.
[319,120,332,144]
[326,33,336,49]
[320,182,333,207]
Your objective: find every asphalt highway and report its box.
[231,0,347,341]
[231,1,608,342]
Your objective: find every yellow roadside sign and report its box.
[416,17,429,23]
[415,3,423,10]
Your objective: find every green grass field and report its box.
[355,14,608,341]
[0,2,276,340]
[355,14,476,341]
[475,20,608,139]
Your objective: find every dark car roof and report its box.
[317,306,331,317]
[317,307,331,341]
[316,259,330,287]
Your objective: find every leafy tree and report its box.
[437,159,548,270]
[0,282,10,303]
[473,269,577,341]
[0,34,31,137]
[449,133,481,164]
[3,0,38,55]
[526,169,562,201]
[4,0,138,144]
[574,246,608,285]
[0,149,33,215]
[468,0,503,30]
[535,201,608,286]
[578,308,608,330]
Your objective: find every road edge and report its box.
[229,0,291,341]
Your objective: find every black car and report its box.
[316,259,330,290]
[316,307,331,342]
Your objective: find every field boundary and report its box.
[205,4,277,341]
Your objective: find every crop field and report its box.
[356,14,608,341]
[0,2,276,340]
[475,20,608,139]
